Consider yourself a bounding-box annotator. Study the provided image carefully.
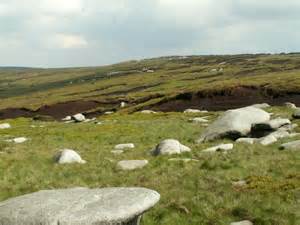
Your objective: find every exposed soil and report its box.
[148,86,300,112]
[1,86,300,120]
[0,100,117,120]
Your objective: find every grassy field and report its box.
[0,107,299,225]
[1,54,300,112]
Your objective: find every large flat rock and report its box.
[0,187,160,225]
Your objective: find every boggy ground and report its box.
[1,86,300,120]
[0,106,299,225]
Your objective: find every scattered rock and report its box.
[230,220,253,225]
[0,123,11,129]
[152,139,191,156]
[72,113,86,122]
[251,103,271,109]
[54,149,86,164]
[140,110,157,114]
[120,102,126,108]
[197,106,270,143]
[253,118,291,130]
[236,138,256,144]
[189,117,209,123]
[7,137,28,144]
[104,111,114,115]
[184,109,208,113]
[279,140,300,150]
[232,180,247,187]
[61,116,72,121]
[168,158,199,162]
[114,143,135,150]
[285,102,297,109]
[111,150,124,155]
[117,160,148,170]
[278,123,298,132]
[202,143,233,153]
[293,108,300,119]
[0,187,160,225]
[259,135,277,146]
[83,118,96,123]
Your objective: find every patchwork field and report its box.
[0,106,299,225]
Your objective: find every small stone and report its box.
[104,111,114,115]
[111,150,124,155]
[61,116,72,121]
[168,158,199,162]
[232,180,247,187]
[114,143,135,150]
[54,149,86,164]
[140,110,157,114]
[230,220,253,225]
[9,137,28,144]
[202,143,233,153]
[120,102,126,108]
[0,123,11,129]
[189,117,209,123]
[117,160,148,170]
[184,109,208,113]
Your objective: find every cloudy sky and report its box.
[1,0,300,68]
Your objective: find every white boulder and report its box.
[54,149,86,164]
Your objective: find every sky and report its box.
[0,0,300,68]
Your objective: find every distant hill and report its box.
[0,53,300,119]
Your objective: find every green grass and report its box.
[0,107,299,225]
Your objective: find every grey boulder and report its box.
[279,140,300,150]
[252,118,291,130]
[293,108,300,119]
[152,139,191,156]
[197,106,270,143]
[0,187,160,225]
